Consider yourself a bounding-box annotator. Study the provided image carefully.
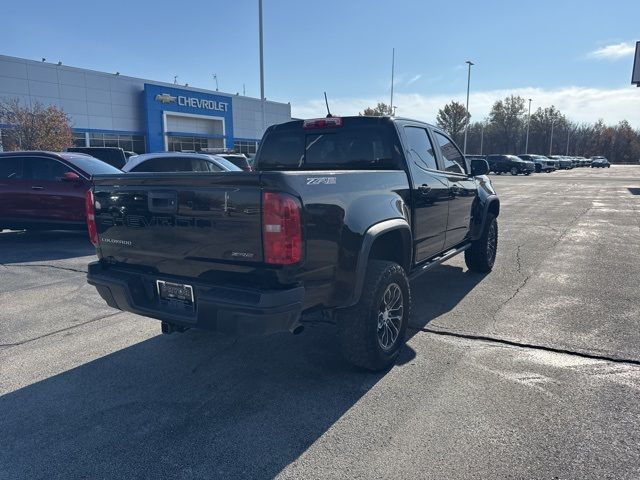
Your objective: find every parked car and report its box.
[67,147,129,169]
[518,154,556,173]
[122,152,242,173]
[87,115,500,371]
[486,154,535,175]
[575,156,590,167]
[549,155,573,169]
[220,153,253,172]
[0,151,121,231]
[465,154,485,169]
[591,158,611,168]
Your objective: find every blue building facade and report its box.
[0,54,292,155]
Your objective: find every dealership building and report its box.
[0,54,291,154]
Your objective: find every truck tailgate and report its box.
[92,172,263,269]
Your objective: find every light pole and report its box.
[565,127,570,155]
[259,0,265,134]
[549,118,555,156]
[463,60,474,155]
[525,98,532,154]
[213,74,219,91]
[390,48,395,115]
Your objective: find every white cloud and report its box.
[588,42,636,60]
[406,74,422,85]
[292,86,640,127]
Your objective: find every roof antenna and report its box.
[324,92,333,118]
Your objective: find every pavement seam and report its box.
[413,326,640,367]
[0,263,87,274]
[0,311,122,348]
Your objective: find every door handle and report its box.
[31,186,44,190]
[417,184,431,195]
[449,184,461,196]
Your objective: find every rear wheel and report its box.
[465,213,498,273]
[510,167,518,175]
[337,260,410,371]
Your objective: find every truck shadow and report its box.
[1,326,390,479]
[0,230,95,264]
[0,265,483,479]
[407,264,486,335]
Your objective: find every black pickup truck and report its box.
[87,116,500,370]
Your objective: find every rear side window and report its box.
[433,132,466,175]
[257,122,402,171]
[132,157,192,172]
[22,157,70,181]
[191,158,220,172]
[222,155,249,169]
[404,127,438,170]
[0,157,22,178]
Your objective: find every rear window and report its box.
[63,154,122,175]
[256,120,403,171]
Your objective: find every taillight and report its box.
[303,117,343,129]
[262,192,301,265]
[85,189,98,247]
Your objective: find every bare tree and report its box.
[359,102,392,116]
[0,98,73,151]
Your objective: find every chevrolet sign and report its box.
[155,93,177,104]
[177,96,229,112]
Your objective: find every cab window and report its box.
[403,126,438,170]
[433,132,466,175]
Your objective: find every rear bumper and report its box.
[87,262,305,335]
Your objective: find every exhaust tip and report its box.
[291,324,305,335]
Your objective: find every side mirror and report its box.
[470,159,489,176]
[61,171,81,182]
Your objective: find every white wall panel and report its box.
[28,80,59,97]
[0,58,28,78]
[58,70,86,87]
[26,64,58,83]
[0,76,29,95]
[59,84,87,100]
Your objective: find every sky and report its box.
[3,0,640,126]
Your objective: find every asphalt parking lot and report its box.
[1,165,639,479]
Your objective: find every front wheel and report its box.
[465,213,498,273]
[337,260,410,371]
[510,167,518,175]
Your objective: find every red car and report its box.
[0,151,121,231]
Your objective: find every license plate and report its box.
[156,280,194,306]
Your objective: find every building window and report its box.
[88,133,146,153]
[167,136,224,152]
[72,132,87,147]
[233,140,258,155]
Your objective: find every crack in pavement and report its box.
[0,263,87,274]
[491,206,593,333]
[413,326,640,367]
[0,311,122,348]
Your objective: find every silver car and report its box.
[122,152,242,173]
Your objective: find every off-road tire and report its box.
[465,213,498,273]
[337,260,410,371]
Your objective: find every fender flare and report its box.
[474,196,500,239]
[347,218,412,307]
